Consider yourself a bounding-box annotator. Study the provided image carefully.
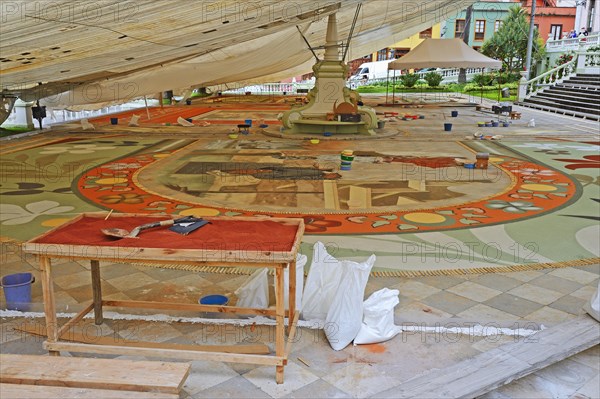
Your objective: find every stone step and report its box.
[564,77,600,85]
[535,91,598,108]
[541,89,600,101]
[389,317,600,398]
[524,97,600,116]
[518,100,600,120]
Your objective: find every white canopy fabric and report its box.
[1,0,479,107]
[388,38,502,70]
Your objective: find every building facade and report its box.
[442,1,518,51]
[520,0,578,42]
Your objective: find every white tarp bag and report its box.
[235,268,269,309]
[301,242,344,321]
[177,116,195,126]
[325,255,375,351]
[354,288,402,345]
[584,281,600,322]
[128,114,140,126]
[274,253,307,311]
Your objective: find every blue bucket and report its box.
[1,273,34,311]
[244,119,252,127]
[110,117,118,125]
[199,294,229,306]
[444,123,452,132]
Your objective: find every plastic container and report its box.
[503,122,510,127]
[323,132,332,137]
[244,119,252,127]
[228,134,238,139]
[1,273,34,311]
[200,294,229,305]
[340,165,352,171]
[310,139,320,144]
[341,155,354,161]
[185,99,192,105]
[377,121,386,129]
[491,121,499,127]
[444,123,452,132]
[451,111,458,117]
[110,117,118,125]
[199,294,229,318]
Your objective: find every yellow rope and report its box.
[128,257,600,278]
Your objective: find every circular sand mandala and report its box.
[76,144,578,235]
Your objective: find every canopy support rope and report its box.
[342,4,362,62]
[296,25,320,62]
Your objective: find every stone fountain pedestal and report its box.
[279,14,378,135]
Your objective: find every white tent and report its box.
[388,38,502,70]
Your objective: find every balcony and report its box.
[546,33,600,53]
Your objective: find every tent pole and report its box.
[143,96,151,120]
[392,70,396,105]
[386,69,389,104]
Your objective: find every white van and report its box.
[349,59,399,82]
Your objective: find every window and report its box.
[550,24,562,40]
[377,48,388,61]
[455,19,465,38]
[419,28,432,39]
[494,20,502,32]
[474,20,486,41]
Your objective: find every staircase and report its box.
[519,74,600,120]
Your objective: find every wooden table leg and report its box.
[288,259,296,335]
[90,260,103,325]
[40,256,59,356]
[275,264,285,384]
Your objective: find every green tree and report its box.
[481,6,545,74]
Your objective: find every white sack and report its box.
[128,114,140,126]
[325,255,376,351]
[301,242,344,321]
[275,253,307,311]
[584,281,600,322]
[235,268,269,309]
[354,288,402,345]
[177,116,195,127]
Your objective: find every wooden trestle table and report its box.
[23,213,305,384]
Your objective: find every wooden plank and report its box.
[323,180,340,210]
[103,299,276,316]
[90,260,103,325]
[16,324,270,355]
[0,354,190,394]
[407,180,426,191]
[44,341,284,366]
[57,302,94,338]
[0,383,178,399]
[395,316,600,398]
[39,257,58,356]
[288,259,296,328]
[275,265,285,384]
[348,186,371,209]
[285,310,301,358]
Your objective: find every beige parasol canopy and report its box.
[388,38,502,70]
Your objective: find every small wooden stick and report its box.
[297,357,310,367]
[104,209,114,220]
